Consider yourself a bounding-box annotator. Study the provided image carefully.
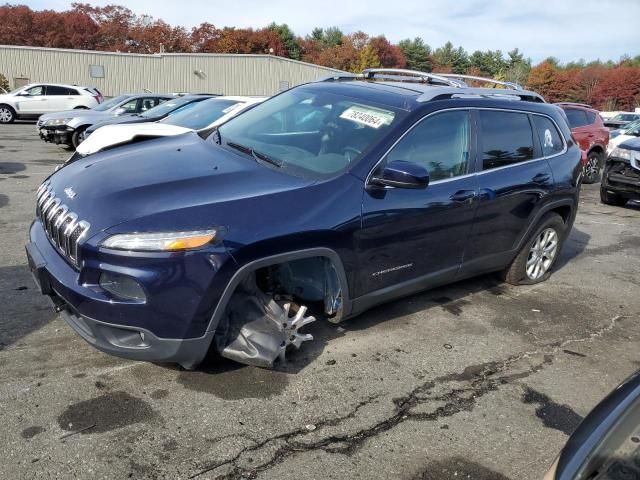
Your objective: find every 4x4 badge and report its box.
[64,187,77,199]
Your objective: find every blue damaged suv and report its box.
[26,70,582,369]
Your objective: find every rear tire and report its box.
[501,213,566,285]
[0,104,15,123]
[600,187,627,206]
[583,151,602,184]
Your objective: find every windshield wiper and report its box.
[251,149,282,168]
[226,142,282,168]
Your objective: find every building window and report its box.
[89,65,105,79]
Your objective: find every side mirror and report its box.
[370,160,429,189]
[114,107,126,116]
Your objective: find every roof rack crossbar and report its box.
[361,68,466,88]
[554,102,593,108]
[437,73,523,90]
[417,87,545,103]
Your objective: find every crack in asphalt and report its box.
[190,315,624,479]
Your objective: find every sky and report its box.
[24,0,640,64]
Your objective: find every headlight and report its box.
[45,118,73,126]
[101,229,217,251]
[610,147,632,161]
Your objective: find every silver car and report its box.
[37,93,174,148]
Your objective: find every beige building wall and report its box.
[0,45,343,96]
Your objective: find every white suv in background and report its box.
[0,83,103,123]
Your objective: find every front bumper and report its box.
[26,220,234,369]
[60,308,214,369]
[39,125,74,145]
[602,159,640,200]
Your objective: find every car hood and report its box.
[619,137,640,151]
[608,134,635,152]
[77,123,191,155]
[86,115,156,133]
[45,133,312,234]
[39,109,111,121]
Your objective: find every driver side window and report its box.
[119,99,139,113]
[24,86,44,96]
[385,110,471,182]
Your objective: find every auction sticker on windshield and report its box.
[340,105,395,129]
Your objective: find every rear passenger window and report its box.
[564,109,589,128]
[480,111,534,170]
[385,110,470,181]
[46,86,69,95]
[533,116,564,157]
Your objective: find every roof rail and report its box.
[361,68,466,87]
[316,69,545,103]
[417,87,545,103]
[554,102,593,109]
[437,73,523,90]
[317,73,363,82]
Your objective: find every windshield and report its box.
[614,113,640,122]
[160,98,240,129]
[93,95,130,112]
[217,87,402,178]
[140,97,201,118]
[622,120,640,133]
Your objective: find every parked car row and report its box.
[38,92,175,147]
[603,111,640,130]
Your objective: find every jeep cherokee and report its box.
[26,69,582,370]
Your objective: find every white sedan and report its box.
[75,96,266,157]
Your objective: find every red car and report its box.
[557,103,609,183]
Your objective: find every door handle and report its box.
[532,173,551,184]
[40,98,47,101]
[449,190,477,203]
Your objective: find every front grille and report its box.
[36,181,90,267]
[37,119,45,128]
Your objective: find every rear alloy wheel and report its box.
[583,151,602,184]
[501,213,566,285]
[0,105,15,123]
[525,228,559,281]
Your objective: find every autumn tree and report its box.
[368,35,406,68]
[592,67,640,111]
[526,61,557,98]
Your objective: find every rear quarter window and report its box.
[532,116,564,157]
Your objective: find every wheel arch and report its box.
[514,199,576,252]
[588,144,605,159]
[204,247,352,334]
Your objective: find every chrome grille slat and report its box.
[34,181,89,268]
